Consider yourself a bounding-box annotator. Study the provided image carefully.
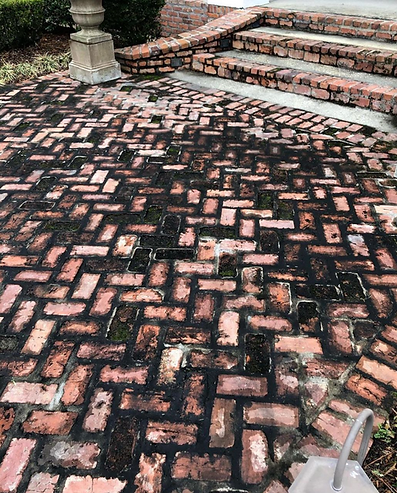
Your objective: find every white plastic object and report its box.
[289,408,379,493]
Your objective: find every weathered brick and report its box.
[244,403,299,427]
[209,398,236,448]
[39,440,100,469]
[0,407,15,447]
[22,320,55,355]
[1,382,57,405]
[134,453,166,493]
[172,452,231,481]
[0,438,36,492]
[23,411,77,435]
[241,429,269,484]
[63,476,126,493]
[62,365,93,406]
[26,472,59,493]
[146,421,198,445]
[83,389,113,432]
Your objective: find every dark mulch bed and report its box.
[0,32,70,66]
[365,405,397,493]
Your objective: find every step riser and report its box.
[262,8,397,43]
[192,54,397,115]
[233,33,397,77]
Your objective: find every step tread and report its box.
[217,50,397,88]
[261,7,397,43]
[170,69,396,133]
[247,27,397,52]
[267,0,396,21]
[192,52,397,114]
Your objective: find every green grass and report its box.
[0,51,70,85]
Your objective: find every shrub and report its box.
[102,0,166,47]
[0,0,44,51]
[42,0,166,47]
[43,0,73,33]
[0,52,71,85]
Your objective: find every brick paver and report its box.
[0,72,396,492]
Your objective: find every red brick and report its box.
[89,288,117,316]
[172,452,231,481]
[44,301,85,316]
[266,282,291,313]
[244,403,299,427]
[0,407,15,447]
[106,273,144,286]
[209,398,236,448]
[0,284,22,313]
[189,349,238,369]
[356,356,397,389]
[23,411,77,435]
[60,321,99,335]
[275,336,323,353]
[56,258,83,282]
[242,266,263,293]
[22,319,55,355]
[0,359,37,377]
[217,374,268,397]
[41,341,74,378]
[77,342,125,360]
[100,365,148,384]
[263,480,288,493]
[249,316,292,331]
[26,472,59,493]
[9,300,36,333]
[193,293,215,321]
[346,372,387,404]
[39,441,100,469]
[134,324,161,360]
[328,319,353,354]
[120,390,171,413]
[217,310,239,346]
[72,273,100,299]
[146,421,197,445]
[182,373,205,417]
[158,347,183,385]
[63,476,126,493]
[144,305,186,321]
[241,429,269,484]
[1,382,57,405]
[83,389,113,432]
[0,438,36,492]
[148,262,170,287]
[312,411,363,452]
[62,365,94,406]
[134,453,166,493]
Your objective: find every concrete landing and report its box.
[267,0,397,20]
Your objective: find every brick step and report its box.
[234,28,397,77]
[261,7,397,43]
[191,52,397,114]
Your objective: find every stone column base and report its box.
[69,31,121,85]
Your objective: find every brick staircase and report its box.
[188,8,397,114]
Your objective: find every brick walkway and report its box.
[0,72,396,493]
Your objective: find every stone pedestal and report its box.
[69,31,121,85]
[69,0,121,85]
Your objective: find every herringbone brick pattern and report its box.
[0,73,396,492]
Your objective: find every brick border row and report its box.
[116,6,397,75]
[115,7,267,74]
[191,53,397,114]
[234,31,397,77]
